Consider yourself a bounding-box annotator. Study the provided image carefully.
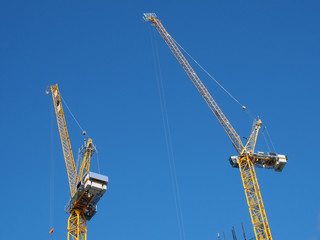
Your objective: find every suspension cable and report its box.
[264,125,276,152]
[96,149,101,174]
[261,127,271,152]
[60,95,86,135]
[171,37,253,113]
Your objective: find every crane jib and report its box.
[50,85,78,197]
[147,16,244,154]
[48,84,109,240]
[143,13,288,240]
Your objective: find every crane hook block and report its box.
[45,86,51,95]
[49,228,54,234]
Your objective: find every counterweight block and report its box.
[229,152,287,172]
[65,172,108,220]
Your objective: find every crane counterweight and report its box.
[65,172,108,221]
[229,153,287,172]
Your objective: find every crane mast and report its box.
[143,13,287,240]
[48,84,108,240]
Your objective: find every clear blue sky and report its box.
[1,1,319,240]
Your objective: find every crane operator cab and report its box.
[65,172,108,220]
[229,152,287,172]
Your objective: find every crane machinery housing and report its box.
[143,13,287,240]
[47,84,108,240]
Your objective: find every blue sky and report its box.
[1,1,320,240]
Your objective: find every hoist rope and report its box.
[150,26,186,240]
[49,104,55,234]
[60,95,86,134]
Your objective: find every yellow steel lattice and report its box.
[145,14,273,240]
[50,84,78,197]
[239,156,272,240]
[146,15,244,154]
[68,210,87,240]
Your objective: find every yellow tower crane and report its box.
[143,13,287,240]
[47,84,108,240]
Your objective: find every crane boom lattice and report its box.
[50,84,78,196]
[143,13,287,240]
[48,84,108,240]
[144,13,244,154]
